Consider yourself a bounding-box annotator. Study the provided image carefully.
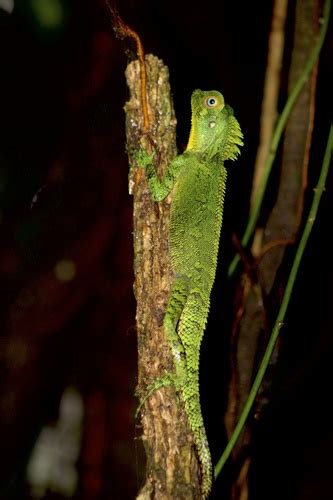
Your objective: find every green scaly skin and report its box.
[136,89,243,498]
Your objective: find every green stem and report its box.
[215,124,333,479]
[228,0,331,278]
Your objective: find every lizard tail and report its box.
[184,385,212,499]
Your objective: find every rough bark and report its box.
[125,55,201,499]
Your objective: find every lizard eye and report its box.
[206,96,218,107]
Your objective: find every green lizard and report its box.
[136,89,243,498]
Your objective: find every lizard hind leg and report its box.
[136,276,189,417]
[163,275,191,385]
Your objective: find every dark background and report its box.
[0,0,332,498]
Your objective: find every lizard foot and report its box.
[133,148,155,170]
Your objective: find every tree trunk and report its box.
[125,54,202,499]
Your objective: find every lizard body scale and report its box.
[136,89,243,498]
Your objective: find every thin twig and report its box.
[106,1,150,132]
[250,0,288,208]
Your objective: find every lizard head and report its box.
[186,89,243,161]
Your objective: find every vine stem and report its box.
[215,124,333,479]
[228,0,331,278]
